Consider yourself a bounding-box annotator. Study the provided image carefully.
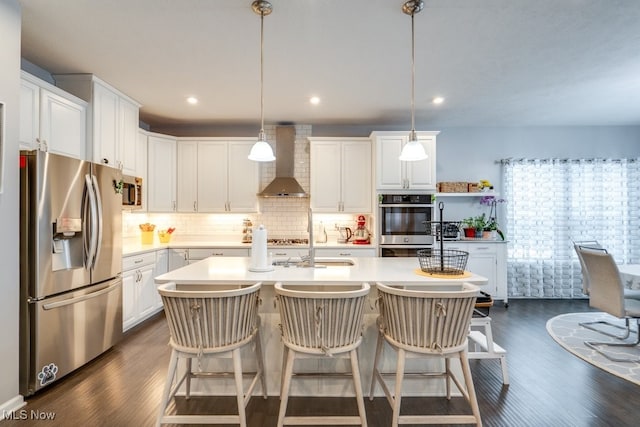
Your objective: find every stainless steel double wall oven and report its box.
[378,193,434,257]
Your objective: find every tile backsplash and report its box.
[123,124,372,243]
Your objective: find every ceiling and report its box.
[19,0,640,132]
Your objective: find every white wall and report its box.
[0,0,24,416]
[434,126,640,221]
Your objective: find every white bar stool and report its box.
[370,282,482,427]
[274,281,370,427]
[156,281,266,427]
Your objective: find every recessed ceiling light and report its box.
[432,96,444,105]
[309,96,320,105]
[186,96,198,105]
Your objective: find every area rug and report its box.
[546,312,640,386]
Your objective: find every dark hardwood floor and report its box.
[4,299,640,427]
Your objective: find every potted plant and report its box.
[479,195,506,240]
[473,214,488,238]
[461,217,476,238]
[483,217,498,239]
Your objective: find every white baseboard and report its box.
[0,395,26,420]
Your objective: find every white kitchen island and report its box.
[154,256,488,397]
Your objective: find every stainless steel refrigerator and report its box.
[19,150,123,396]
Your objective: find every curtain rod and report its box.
[496,157,639,165]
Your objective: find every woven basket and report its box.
[417,249,469,275]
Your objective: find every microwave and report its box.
[122,175,142,210]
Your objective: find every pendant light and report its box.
[248,0,276,162]
[399,0,428,162]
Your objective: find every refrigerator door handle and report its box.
[84,174,99,269]
[91,174,104,267]
[41,280,120,310]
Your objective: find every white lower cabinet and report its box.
[168,248,189,270]
[187,248,250,263]
[443,241,507,303]
[154,249,169,309]
[315,248,377,258]
[122,251,162,331]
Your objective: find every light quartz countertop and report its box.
[154,256,488,287]
[123,237,505,256]
[122,238,375,256]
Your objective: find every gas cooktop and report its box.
[267,238,309,246]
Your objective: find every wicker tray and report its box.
[417,249,469,275]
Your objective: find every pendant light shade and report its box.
[399,131,428,161]
[399,0,428,162]
[248,0,275,162]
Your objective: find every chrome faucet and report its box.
[307,207,315,267]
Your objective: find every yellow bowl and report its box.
[158,232,171,243]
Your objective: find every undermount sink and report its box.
[313,258,355,267]
[272,257,355,267]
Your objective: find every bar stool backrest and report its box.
[375,282,479,353]
[158,282,262,353]
[275,282,370,354]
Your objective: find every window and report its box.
[503,158,640,298]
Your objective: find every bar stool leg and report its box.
[392,348,406,427]
[349,349,368,427]
[254,330,268,398]
[369,330,384,399]
[156,349,179,427]
[277,347,296,427]
[185,357,192,399]
[460,350,483,427]
[232,348,247,427]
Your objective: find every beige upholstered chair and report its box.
[576,244,640,339]
[156,282,266,426]
[573,240,640,299]
[578,248,640,362]
[274,282,370,427]
[370,282,482,427]
[573,240,603,295]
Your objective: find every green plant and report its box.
[473,214,488,230]
[484,217,498,231]
[462,217,475,229]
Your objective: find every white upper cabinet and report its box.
[177,138,258,213]
[176,140,200,212]
[371,131,438,191]
[309,137,372,213]
[54,74,141,174]
[136,129,149,210]
[20,71,88,159]
[147,134,177,212]
[226,141,259,212]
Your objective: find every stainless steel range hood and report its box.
[258,126,308,197]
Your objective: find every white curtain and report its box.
[502,158,640,298]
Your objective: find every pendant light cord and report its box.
[410,11,416,137]
[259,9,265,139]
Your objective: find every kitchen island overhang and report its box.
[153,256,488,398]
[154,256,488,286]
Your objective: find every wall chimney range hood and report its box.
[258,126,308,197]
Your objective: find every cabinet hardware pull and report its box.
[193,201,197,211]
[134,259,143,264]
